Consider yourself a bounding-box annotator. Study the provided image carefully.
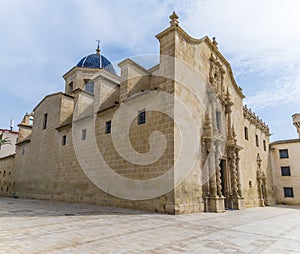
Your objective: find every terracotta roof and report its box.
[0,129,18,135]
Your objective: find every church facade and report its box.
[1,13,275,214]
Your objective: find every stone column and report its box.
[257,177,265,207]
[230,152,238,196]
[228,149,245,210]
[209,143,217,197]
[236,151,243,197]
[211,100,217,133]
[215,143,223,197]
[216,163,222,197]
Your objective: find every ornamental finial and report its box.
[169,11,179,27]
[212,37,218,48]
[96,39,101,55]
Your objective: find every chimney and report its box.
[292,113,300,139]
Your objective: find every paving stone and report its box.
[0,198,299,253]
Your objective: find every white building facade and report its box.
[270,114,300,205]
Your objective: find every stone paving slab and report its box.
[0,198,300,253]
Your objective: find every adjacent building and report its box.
[0,129,18,158]
[270,114,300,205]
[0,128,18,197]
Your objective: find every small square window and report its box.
[138,110,146,125]
[279,149,289,159]
[255,135,259,147]
[283,187,294,198]
[281,166,291,176]
[81,129,87,140]
[244,127,248,140]
[105,121,111,134]
[62,135,67,146]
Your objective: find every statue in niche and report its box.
[209,54,225,97]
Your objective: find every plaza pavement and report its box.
[0,197,299,253]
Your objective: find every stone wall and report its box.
[0,155,15,197]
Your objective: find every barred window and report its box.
[105,121,111,134]
[279,149,289,159]
[283,187,294,198]
[281,166,291,176]
[138,110,146,125]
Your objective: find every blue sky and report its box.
[0,0,300,141]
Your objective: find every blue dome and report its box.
[77,53,116,75]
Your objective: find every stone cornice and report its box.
[17,123,32,129]
[97,104,118,115]
[16,139,31,146]
[33,92,73,112]
[0,154,15,160]
[63,66,104,79]
[243,105,269,135]
[148,64,159,73]
[270,138,300,145]
[56,123,72,131]
[118,58,152,75]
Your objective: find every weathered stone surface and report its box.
[0,155,15,197]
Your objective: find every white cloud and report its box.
[245,69,300,110]
[0,0,300,137]
[172,0,300,113]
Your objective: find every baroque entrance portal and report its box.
[202,85,245,212]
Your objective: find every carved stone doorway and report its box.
[220,159,230,209]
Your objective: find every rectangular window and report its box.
[81,129,87,140]
[138,109,146,125]
[281,166,291,176]
[62,135,67,146]
[244,127,248,140]
[263,140,266,151]
[283,187,294,198]
[105,120,111,134]
[255,134,259,147]
[43,113,48,129]
[85,81,94,94]
[216,111,221,130]
[279,149,289,159]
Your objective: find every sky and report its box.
[0,0,300,141]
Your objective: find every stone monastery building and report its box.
[0,13,283,214]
